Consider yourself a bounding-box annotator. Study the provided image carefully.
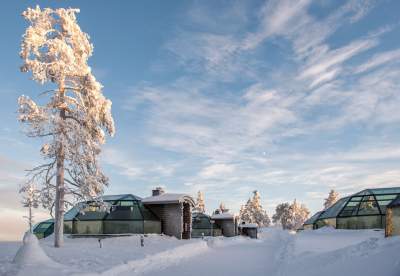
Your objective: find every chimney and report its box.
[152,187,165,196]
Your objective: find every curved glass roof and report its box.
[354,187,400,196]
[33,219,54,233]
[64,202,85,221]
[304,211,324,225]
[65,194,159,221]
[319,197,349,219]
[316,187,400,221]
[338,192,399,217]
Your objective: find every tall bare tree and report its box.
[18,6,115,247]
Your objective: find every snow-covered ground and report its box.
[1,228,399,276]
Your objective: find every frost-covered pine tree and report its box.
[18,6,115,247]
[250,191,271,226]
[194,191,205,213]
[239,191,270,227]
[324,189,339,210]
[239,199,253,222]
[21,182,40,233]
[273,200,309,230]
[287,199,310,230]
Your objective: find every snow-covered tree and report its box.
[194,191,205,213]
[273,200,309,230]
[239,191,270,227]
[324,189,339,210]
[250,191,271,226]
[272,202,290,226]
[18,6,115,247]
[239,199,253,222]
[219,202,228,213]
[286,199,310,230]
[20,182,40,233]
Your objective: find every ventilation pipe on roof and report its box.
[152,187,165,196]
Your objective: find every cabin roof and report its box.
[238,223,258,228]
[211,213,235,220]
[142,193,195,206]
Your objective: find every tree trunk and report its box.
[54,81,66,248]
[29,206,32,233]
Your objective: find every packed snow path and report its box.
[133,229,292,276]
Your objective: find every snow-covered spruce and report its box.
[239,190,271,227]
[194,191,205,213]
[324,189,339,210]
[18,6,115,247]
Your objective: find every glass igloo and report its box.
[315,187,400,230]
[34,194,161,238]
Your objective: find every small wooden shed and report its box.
[211,212,238,237]
[238,223,258,239]
[385,195,400,237]
[142,188,195,240]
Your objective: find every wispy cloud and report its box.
[102,148,143,179]
[199,163,236,179]
[299,37,378,88]
[125,79,299,164]
[355,48,400,73]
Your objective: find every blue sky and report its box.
[1,0,400,240]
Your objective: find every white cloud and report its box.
[299,38,378,87]
[199,163,235,179]
[102,148,143,179]
[125,80,298,164]
[355,48,400,73]
[241,0,311,50]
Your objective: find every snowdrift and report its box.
[12,232,55,266]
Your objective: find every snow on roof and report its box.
[211,213,235,220]
[100,194,142,201]
[141,193,195,206]
[238,223,258,228]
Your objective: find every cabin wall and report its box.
[146,204,183,239]
[392,208,400,236]
[386,207,400,237]
[215,219,236,237]
[182,202,192,239]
